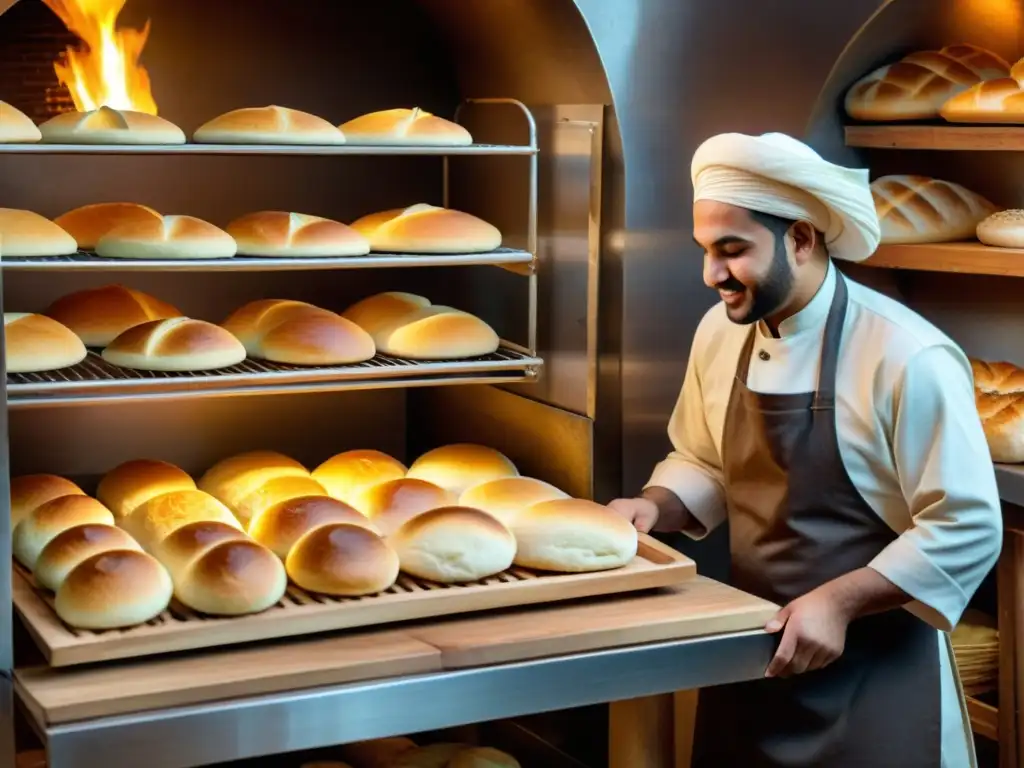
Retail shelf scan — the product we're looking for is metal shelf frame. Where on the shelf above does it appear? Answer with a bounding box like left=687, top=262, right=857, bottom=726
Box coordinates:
left=0, top=142, right=537, bottom=156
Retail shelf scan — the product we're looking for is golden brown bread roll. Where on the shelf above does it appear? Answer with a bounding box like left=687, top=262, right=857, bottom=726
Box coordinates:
left=34, top=523, right=142, bottom=592
left=96, top=459, right=197, bottom=520
left=871, top=176, right=996, bottom=245
left=976, top=389, right=1024, bottom=463
left=13, top=495, right=115, bottom=570
left=311, top=449, right=408, bottom=504
left=226, top=211, right=370, bottom=257
left=95, top=214, right=237, bottom=260
left=941, top=73, right=1024, bottom=123
left=221, top=299, right=376, bottom=366
left=353, top=478, right=455, bottom=536
left=512, top=498, right=638, bottom=572
left=407, top=444, right=519, bottom=496
left=4, top=313, right=88, bottom=373
left=199, top=450, right=311, bottom=519
left=40, top=106, right=186, bottom=144
left=0, top=101, right=41, bottom=142
left=153, top=520, right=249, bottom=577
left=287, top=522, right=399, bottom=595
left=193, top=106, right=345, bottom=145
left=0, top=208, right=77, bottom=257
left=232, top=475, right=330, bottom=529
left=10, top=474, right=85, bottom=527
left=390, top=507, right=515, bottom=583
left=388, top=744, right=467, bottom=768
left=977, top=209, right=1024, bottom=248
left=248, top=495, right=373, bottom=557
left=174, top=537, right=287, bottom=615
left=54, top=549, right=173, bottom=629
left=972, top=358, right=1024, bottom=394
left=102, top=317, right=247, bottom=371
left=123, top=489, right=242, bottom=551
left=45, top=284, right=183, bottom=347
left=449, top=747, right=521, bottom=768
left=53, top=203, right=163, bottom=251
left=458, top=477, right=569, bottom=525
left=340, top=107, right=472, bottom=146
left=350, top=204, right=502, bottom=254
left=339, top=737, right=418, bottom=768
left=341, top=292, right=431, bottom=337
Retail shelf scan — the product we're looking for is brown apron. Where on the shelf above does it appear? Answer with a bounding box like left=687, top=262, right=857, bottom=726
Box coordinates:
left=694, top=273, right=941, bottom=767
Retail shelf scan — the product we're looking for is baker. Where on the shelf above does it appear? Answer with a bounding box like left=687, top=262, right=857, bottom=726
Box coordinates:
left=608, top=132, right=1002, bottom=767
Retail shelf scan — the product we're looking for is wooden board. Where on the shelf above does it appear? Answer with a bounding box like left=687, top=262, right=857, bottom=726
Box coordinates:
left=13, top=533, right=695, bottom=667
left=862, top=242, right=1024, bottom=278
left=407, top=576, right=778, bottom=668
left=845, top=125, right=1024, bottom=151
left=967, top=695, right=999, bottom=742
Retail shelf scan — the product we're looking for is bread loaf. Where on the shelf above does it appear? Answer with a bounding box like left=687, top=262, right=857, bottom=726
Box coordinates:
left=227, top=211, right=370, bottom=257
left=96, top=459, right=197, bottom=520
left=972, top=358, right=1024, bottom=393
left=511, top=498, right=638, bottom=572
left=0, top=101, right=41, bottom=142
left=407, top=444, right=519, bottom=496
left=122, top=489, right=242, bottom=551
left=977, top=209, right=1024, bottom=247
left=871, top=176, right=997, bottom=244
left=153, top=521, right=249, bottom=576
left=13, top=495, right=115, bottom=569
left=449, top=747, right=522, bottom=768
left=351, top=204, right=502, bottom=253
left=95, top=214, right=237, bottom=260
left=390, top=507, right=515, bottom=583
left=193, top=106, right=345, bottom=145
left=976, top=389, right=1024, bottom=462
left=54, top=203, right=163, bottom=251
left=39, top=106, right=186, bottom=144
left=198, top=450, right=311, bottom=520
left=339, top=737, right=418, bottom=768
left=940, top=61, right=1024, bottom=122
left=102, top=317, right=247, bottom=371
left=287, top=522, right=399, bottom=596
left=0, top=208, right=77, bottom=257
left=45, top=284, right=183, bottom=347
left=10, top=474, right=85, bottom=527
left=389, top=744, right=468, bottom=768
left=230, top=474, right=329, bottom=529
left=248, top=495, right=373, bottom=557
left=221, top=299, right=376, bottom=366
left=312, top=449, right=408, bottom=504
left=353, top=478, right=455, bottom=536
left=54, top=549, right=173, bottom=629
left=5, top=313, right=88, bottom=373
left=340, top=292, right=431, bottom=337
left=340, top=107, right=472, bottom=146
left=34, top=523, right=142, bottom=591
left=458, top=477, right=569, bottom=525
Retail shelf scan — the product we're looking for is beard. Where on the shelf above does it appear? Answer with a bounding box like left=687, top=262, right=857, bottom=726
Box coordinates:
left=721, top=239, right=794, bottom=325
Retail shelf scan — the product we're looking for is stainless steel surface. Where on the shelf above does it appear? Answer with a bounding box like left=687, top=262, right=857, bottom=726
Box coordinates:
left=0, top=143, right=536, bottom=155
left=37, top=631, right=775, bottom=768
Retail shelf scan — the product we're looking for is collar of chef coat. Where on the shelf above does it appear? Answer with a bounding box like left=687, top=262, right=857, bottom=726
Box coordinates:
left=756, top=260, right=835, bottom=340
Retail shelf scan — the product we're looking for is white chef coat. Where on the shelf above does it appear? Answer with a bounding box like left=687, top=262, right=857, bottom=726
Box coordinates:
left=646, top=261, right=1002, bottom=767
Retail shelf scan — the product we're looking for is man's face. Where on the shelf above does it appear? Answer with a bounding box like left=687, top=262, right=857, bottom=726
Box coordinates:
left=693, top=200, right=794, bottom=325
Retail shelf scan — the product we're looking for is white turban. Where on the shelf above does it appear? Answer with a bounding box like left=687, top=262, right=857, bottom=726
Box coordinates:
left=691, top=132, right=880, bottom=263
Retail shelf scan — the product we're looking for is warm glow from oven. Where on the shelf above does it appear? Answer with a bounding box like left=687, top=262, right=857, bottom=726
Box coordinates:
left=41, top=0, right=157, bottom=114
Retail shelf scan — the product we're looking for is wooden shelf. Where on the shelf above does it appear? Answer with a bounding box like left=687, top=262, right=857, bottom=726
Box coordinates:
left=966, top=695, right=999, bottom=741
left=996, top=464, right=1024, bottom=508
left=846, top=125, right=1024, bottom=151
left=862, top=242, right=1024, bottom=277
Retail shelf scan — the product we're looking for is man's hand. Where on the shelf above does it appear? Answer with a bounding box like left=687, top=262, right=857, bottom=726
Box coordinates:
left=764, top=584, right=852, bottom=678
left=607, top=497, right=660, bottom=533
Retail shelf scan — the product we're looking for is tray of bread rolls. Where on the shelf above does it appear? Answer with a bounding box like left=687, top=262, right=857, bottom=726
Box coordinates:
left=10, top=444, right=695, bottom=667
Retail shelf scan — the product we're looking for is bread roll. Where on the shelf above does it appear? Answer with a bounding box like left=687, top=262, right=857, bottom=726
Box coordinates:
left=248, top=495, right=373, bottom=557
left=407, top=444, right=518, bottom=496
left=0, top=101, right=41, bottom=142
left=54, top=549, right=173, bottom=629
left=34, top=523, right=142, bottom=591
left=354, top=478, right=455, bottom=536
left=96, top=459, right=196, bottom=520
left=340, top=107, right=472, bottom=146
left=341, top=292, right=432, bottom=337
left=351, top=204, right=502, bottom=253
left=45, top=284, right=183, bottom=347
left=511, top=498, right=638, bottom=572
left=376, top=305, right=500, bottom=359
left=871, top=176, right=996, bottom=245
left=340, top=737, right=418, bottom=768
left=233, top=475, right=330, bottom=529
left=53, top=203, right=163, bottom=251
left=123, top=489, right=242, bottom=551
left=221, top=299, right=376, bottom=366
left=972, top=358, right=1024, bottom=394
left=977, top=209, right=1024, bottom=247
left=13, top=495, right=115, bottom=570
left=389, top=744, right=467, bottom=768
left=193, top=106, right=345, bottom=145
left=458, top=477, right=569, bottom=525
left=312, top=449, right=407, bottom=504
left=5, top=313, right=88, bottom=373
left=976, top=390, right=1024, bottom=462
left=199, top=450, right=310, bottom=515
left=449, top=747, right=521, bottom=768
left=39, top=106, right=186, bottom=144
left=941, top=76, right=1024, bottom=123
left=95, top=214, right=237, bottom=260
left=102, top=317, right=247, bottom=371
left=152, top=520, right=249, bottom=578
left=227, top=211, right=370, bottom=257
left=390, top=507, right=515, bottom=583
left=0, top=208, right=77, bottom=257
left=175, top=538, right=287, bottom=615
left=10, top=474, right=84, bottom=527
left=287, top=522, right=399, bottom=596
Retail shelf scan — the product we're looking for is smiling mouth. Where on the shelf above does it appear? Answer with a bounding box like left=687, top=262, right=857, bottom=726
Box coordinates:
left=719, top=288, right=745, bottom=305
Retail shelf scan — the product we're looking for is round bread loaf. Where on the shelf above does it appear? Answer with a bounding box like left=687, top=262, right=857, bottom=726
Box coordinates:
left=458, top=477, right=569, bottom=525
left=55, top=549, right=173, bottom=629
left=4, top=313, right=88, bottom=373
left=227, top=211, right=370, bottom=257
left=341, top=292, right=431, bottom=337
left=95, top=214, right=237, bottom=260
left=45, top=284, right=183, bottom=347
left=123, top=489, right=242, bottom=551
left=390, top=507, right=515, bottom=583
left=311, top=449, right=407, bottom=504
left=354, top=478, right=455, bottom=536
left=377, top=306, right=499, bottom=360
left=340, top=737, right=418, bottom=767
left=287, top=522, right=399, bottom=595
left=34, top=523, right=142, bottom=592
left=53, top=203, right=163, bottom=251
left=407, top=444, right=518, bottom=496
left=0, top=208, right=77, bottom=257
left=102, top=317, right=247, bottom=371
left=350, top=204, right=501, bottom=254
left=13, top=495, right=115, bottom=569
left=96, top=459, right=196, bottom=520
left=10, top=474, right=85, bottom=527
left=389, top=743, right=467, bottom=768
left=978, top=209, right=1024, bottom=248
left=153, top=520, right=250, bottom=577
left=0, top=101, right=41, bottom=142
left=234, top=475, right=330, bottom=529
left=193, top=106, right=345, bottom=145
left=199, top=450, right=310, bottom=515
left=248, top=495, right=373, bottom=557
left=40, top=107, right=186, bottom=144
left=449, top=747, right=521, bottom=768
left=512, top=498, right=638, bottom=572
left=340, top=107, right=472, bottom=146
left=175, top=538, right=287, bottom=615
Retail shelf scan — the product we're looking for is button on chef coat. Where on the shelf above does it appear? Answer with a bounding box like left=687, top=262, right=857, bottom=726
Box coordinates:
left=647, top=262, right=1002, bottom=768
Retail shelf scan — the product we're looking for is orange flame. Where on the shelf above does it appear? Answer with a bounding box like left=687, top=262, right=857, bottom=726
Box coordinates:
left=41, top=0, right=157, bottom=114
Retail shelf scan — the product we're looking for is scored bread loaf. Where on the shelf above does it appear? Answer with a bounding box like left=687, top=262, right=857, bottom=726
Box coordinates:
left=0, top=208, right=77, bottom=257
left=871, top=176, right=997, bottom=244
left=458, top=477, right=569, bottom=525
left=449, top=747, right=522, bottom=768
left=977, top=209, right=1024, bottom=248
left=972, top=358, right=1024, bottom=393
left=0, top=101, right=41, bottom=142
left=193, top=106, right=345, bottom=145
left=34, top=523, right=142, bottom=591
left=221, top=299, right=376, bottom=365
left=5, top=313, right=88, bottom=373
left=339, top=107, right=472, bottom=146
left=96, top=459, right=197, bottom=520
left=45, top=284, right=183, bottom=347
left=122, top=489, right=242, bottom=551
left=54, top=203, right=162, bottom=250
left=226, top=211, right=370, bottom=257
left=286, top=522, right=399, bottom=596
left=511, top=498, right=638, bottom=572
left=339, top=737, right=418, bottom=768
left=311, top=449, right=408, bottom=504
left=54, top=549, right=173, bottom=629
left=102, top=317, right=247, bottom=371
left=12, top=495, right=115, bottom=569
left=39, top=106, right=186, bottom=144
left=350, top=204, right=502, bottom=254
left=10, top=474, right=85, bottom=527
left=95, top=214, right=237, bottom=260
left=941, top=56, right=1024, bottom=123
left=407, top=444, right=519, bottom=496
left=976, top=389, right=1024, bottom=463
left=353, top=478, right=455, bottom=536
left=340, top=292, right=432, bottom=337
left=248, top=495, right=375, bottom=557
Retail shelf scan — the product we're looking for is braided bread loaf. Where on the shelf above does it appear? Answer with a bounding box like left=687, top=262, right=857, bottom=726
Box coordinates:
left=871, top=175, right=996, bottom=244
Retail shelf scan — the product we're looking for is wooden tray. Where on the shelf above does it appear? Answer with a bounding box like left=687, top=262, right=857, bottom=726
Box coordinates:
left=13, top=533, right=695, bottom=667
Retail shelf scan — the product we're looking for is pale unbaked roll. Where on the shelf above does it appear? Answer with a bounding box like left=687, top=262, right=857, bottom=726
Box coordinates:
left=39, top=107, right=186, bottom=144
left=353, top=478, right=455, bottom=536
left=406, top=444, right=519, bottom=496
left=53, top=203, right=162, bottom=251
left=10, top=474, right=85, bottom=527
left=390, top=507, right=515, bottom=583
left=96, top=459, right=196, bottom=520
left=458, top=477, right=569, bottom=525
left=13, top=495, right=115, bottom=570
left=286, top=522, right=399, bottom=596
left=311, top=449, right=408, bottom=504
left=54, top=549, right=173, bottom=629
left=0, top=208, right=77, bottom=257
left=511, top=498, right=638, bottom=572
left=45, top=284, right=183, bottom=347
left=4, top=313, right=88, bottom=373
left=193, top=106, right=345, bottom=145
left=34, top=523, right=142, bottom=592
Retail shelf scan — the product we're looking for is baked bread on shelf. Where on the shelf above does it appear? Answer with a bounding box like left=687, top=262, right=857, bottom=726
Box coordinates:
left=510, top=498, right=638, bottom=572
left=10, top=474, right=85, bottom=527
left=350, top=204, right=502, bottom=254
left=45, top=284, right=183, bottom=347
left=198, top=450, right=314, bottom=526
left=353, top=477, right=456, bottom=536
left=4, top=313, right=88, bottom=373
left=0, top=101, right=41, bottom=142
left=96, top=459, right=197, bottom=520
left=0, top=208, right=78, bottom=257
left=871, top=175, right=997, bottom=244
left=13, top=494, right=115, bottom=569
left=311, top=449, right=408, bottom=505
left=193, top=105, right=345, bottom=145
left=33, top=523, right=142, bottom=592
left=977, top=209, right=1024, bottom=248
left=226, top=211, right=370, bottom=257
left=39, top=106, right=186, bottom=144
left=121, top=489, right=243, bottom=551
left=54, top=548, right=173, bottom=629
left=458, top=476, right=569, bottom=525
left=285, top=521, right=399, bottom=597
left=54, top=203, right=162, bottom=251
left=95, top=214, right=237, bottom=260
left=339, top=107, right=473, bottom=146
left=102, top=317, right=248, bottom=371
left=248, top=495, right=376, bottom=557
left=406, top=443, right=519, bottom=496
left=971, top=358, right=1024, bottom=462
